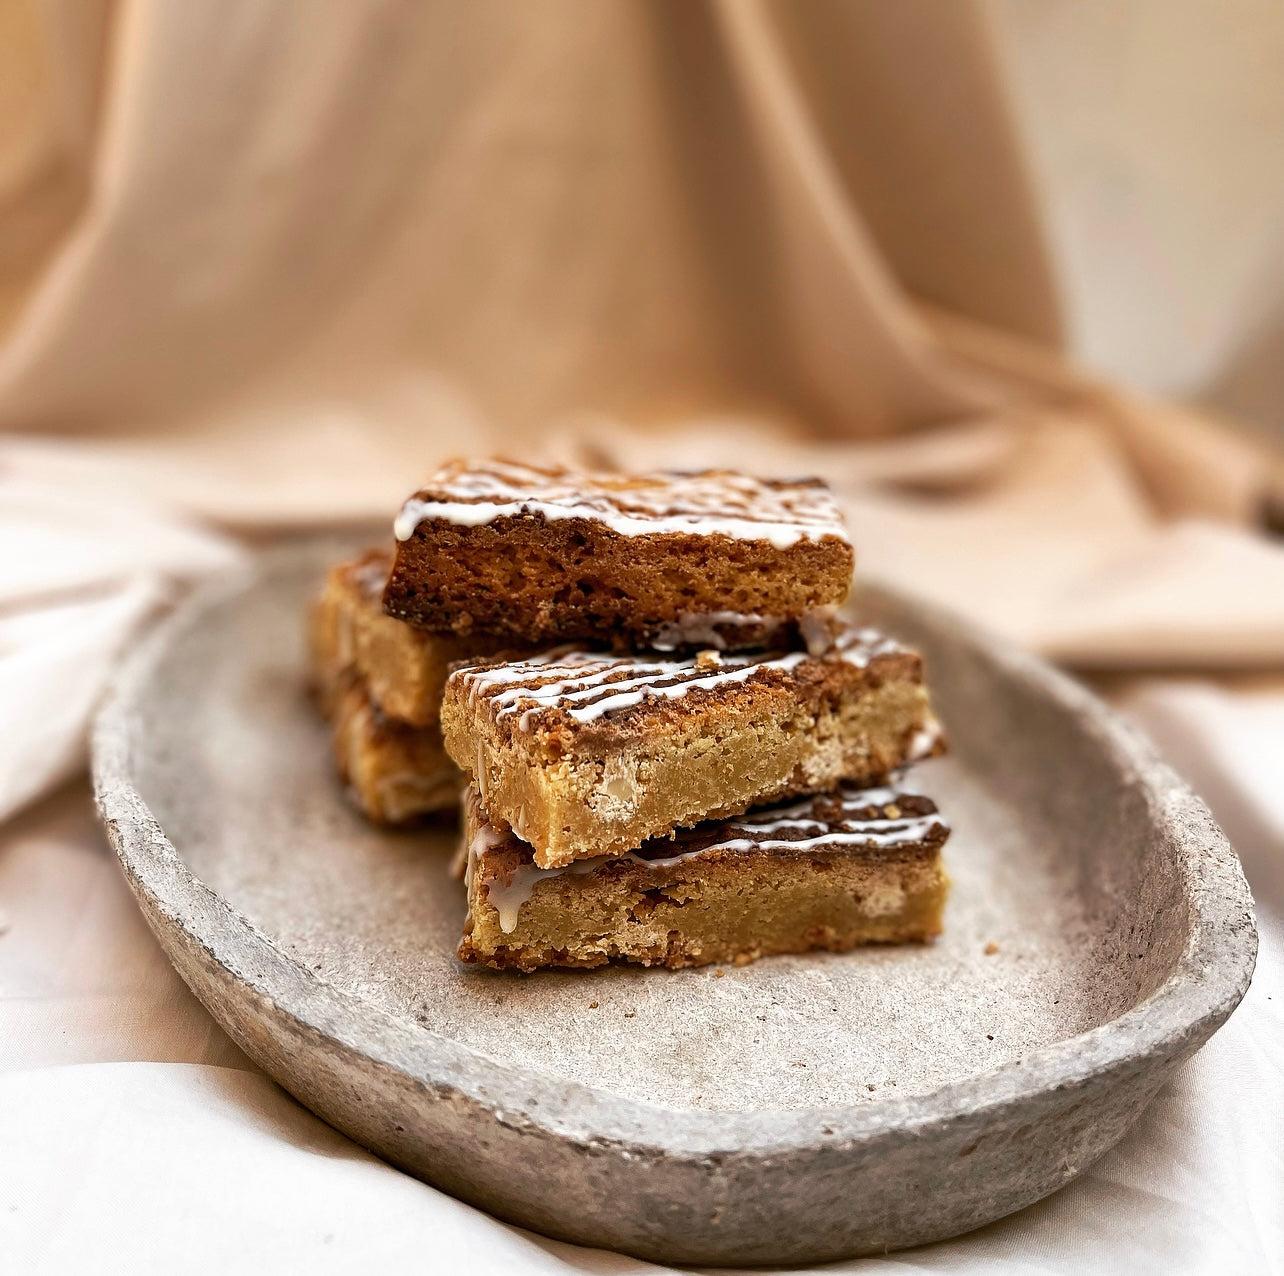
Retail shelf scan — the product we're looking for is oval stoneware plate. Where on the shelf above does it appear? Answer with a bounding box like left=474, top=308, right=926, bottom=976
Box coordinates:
left=92, top=537, right=1256, bottom=1267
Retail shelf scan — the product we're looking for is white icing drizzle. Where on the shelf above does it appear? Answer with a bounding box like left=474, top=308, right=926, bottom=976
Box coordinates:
left=799, top=605, right=839, bottom=656
left=467, top=781, right=945, bottom=934
left=394, top=459, right=850, bottom=549
left=650, top=610, right=781, bottom=652
left=451, top=625, right=903, bottom=730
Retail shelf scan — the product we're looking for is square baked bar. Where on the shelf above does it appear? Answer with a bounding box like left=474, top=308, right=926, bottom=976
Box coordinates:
left=310, top=550, right=508, bottom=727
left=440, top=625, right=945, bottom=867
left=457, top=782, right=950, bottom=971
left=383, top=459, right=854, bottom=648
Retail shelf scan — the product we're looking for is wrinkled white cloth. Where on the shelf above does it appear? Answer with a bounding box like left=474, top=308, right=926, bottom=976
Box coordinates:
left=0, top=478, right=1280, bottom=1275
left=0, top=479, right=241, bottom=822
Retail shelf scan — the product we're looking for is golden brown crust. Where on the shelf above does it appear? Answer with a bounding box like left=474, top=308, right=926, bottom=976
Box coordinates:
left=470, top=791, right=948, bottom=884
left=468, top=644, right=928, bottom=753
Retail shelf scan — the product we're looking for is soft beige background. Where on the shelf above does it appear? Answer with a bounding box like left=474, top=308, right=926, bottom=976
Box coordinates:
left=0, top=2, right=1280, bottom=1272
left=995, top=0, right=1284, bottom=442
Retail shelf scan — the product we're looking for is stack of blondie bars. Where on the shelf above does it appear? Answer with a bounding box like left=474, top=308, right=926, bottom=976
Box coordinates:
left=309, top=459, right=950, bottom=972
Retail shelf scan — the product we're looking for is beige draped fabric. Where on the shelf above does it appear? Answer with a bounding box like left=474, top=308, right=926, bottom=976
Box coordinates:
left=0, top=0, right=1049, bottom=438
left=1, top=0, right=1280, bottom=640
left=0, top=3, right=1281, bottom=1272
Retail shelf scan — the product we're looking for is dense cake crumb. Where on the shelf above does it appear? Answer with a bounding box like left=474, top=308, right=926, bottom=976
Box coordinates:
left=383, top=459, right=855, bottom=646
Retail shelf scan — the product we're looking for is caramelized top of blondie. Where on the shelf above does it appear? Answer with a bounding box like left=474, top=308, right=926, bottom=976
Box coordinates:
left=394, top=458, right=850, bottom=550
left=467, top=779, right=948, bottom=884
left=450, top=626, right=908, bottom=732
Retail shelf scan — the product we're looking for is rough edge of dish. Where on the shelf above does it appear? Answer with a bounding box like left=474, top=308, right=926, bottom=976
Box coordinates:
left=90, top=544, right=1258, bottom=1265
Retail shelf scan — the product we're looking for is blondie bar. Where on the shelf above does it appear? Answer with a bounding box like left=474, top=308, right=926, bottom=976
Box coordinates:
left=384, top=459, right=854, bottom=648
left=440, top=625, right=944, bottom=867
left=457, top=782, right=950, bottom=971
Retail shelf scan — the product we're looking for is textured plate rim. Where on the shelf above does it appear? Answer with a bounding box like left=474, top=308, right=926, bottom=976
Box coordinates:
left=91, top=547, right=1258, bottom=1164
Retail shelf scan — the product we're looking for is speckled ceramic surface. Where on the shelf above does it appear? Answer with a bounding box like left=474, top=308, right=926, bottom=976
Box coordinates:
left=92, top=537, right=1256, bottom=1266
